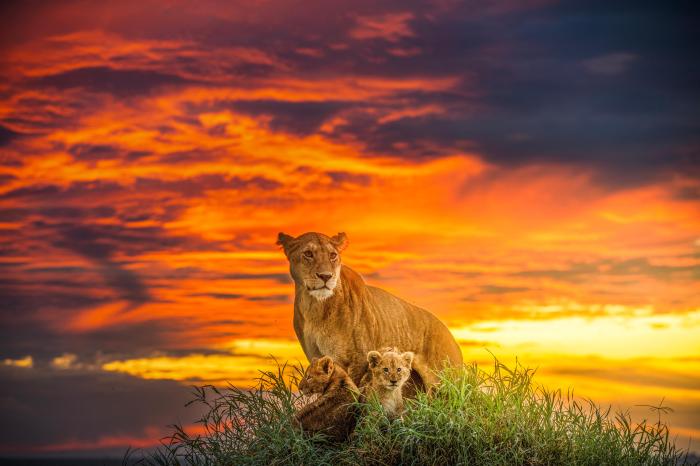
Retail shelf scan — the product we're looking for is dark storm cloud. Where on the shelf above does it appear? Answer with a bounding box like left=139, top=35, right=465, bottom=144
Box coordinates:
left=480, top=285, right=531, bottom=295
left=0, top=297, right=184, bottom=361
left=0, top=284, right=172, bottom=363
left=0, top=206, right=117, bottom=222
left=190, top=292, right=290, bottom=303
left=246, top=294, right=290, bottom=303
left=37, top=205, right=116, bottom=219
left=35, top=66, right=194, bottom=97
left=514, top=257, right=699, bottom=283
left=3, top=93, right=106, bottom=133
left=1, top=265, right=250, bottom=362
left=607, top=258, right=700, bottom=281
left=1, top=184, right=63, bottom=199
left=0, top=207, right=25, bottom=222
left=0, top=174, right=17, bottom=185
left=226, top=100, right=349, bottom=135
left=311, top=2, right=697, bottom=186
left=65, top=144, right=151, bottom=164
left=674, top=185, right=700, bottom=201
left=0, top=214, right=231, bottom=360
left=0, top=180, right=123, bottom=202
left=10, top=221, right=205, bottom=318
left=156, top=149, right=214, bottom=164
left=133, top=173, right=282, bottom=196
left=546, top=363, right=700, bottom=392
left=68, top=143, right=121, bottom=161
left=327, top=171, right=372, bottom=186
left=0, top=365, right=199, bottom=455
left=340, top=108, right=697, bottom=186
left=1, top=174, right=280, bottom=203
left=5, top=1, right=696, bottom=186
left=0, top=278, right=110, bottom=323
left=190, top=292, right=244, bottom=300
left=0, top=174, right=230, bottom=339
left=0, top=124, right=20, bottom=146
left=49, top=220, right=219, bottom=259
left=222, top=272, right=292, bottom=284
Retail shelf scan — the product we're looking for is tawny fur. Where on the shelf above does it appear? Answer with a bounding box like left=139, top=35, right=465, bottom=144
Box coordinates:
left=294, top=356, right=360, bottom=441
left=359, top=348, right=414, bottom=419
left=277, top=231, right=463, bottom=391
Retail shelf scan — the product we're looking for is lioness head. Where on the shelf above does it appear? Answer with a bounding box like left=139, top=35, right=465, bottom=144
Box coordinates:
left=367, top=348, right=414, bottom=391
left=277, top=231, right=348, bottom=301
left=299, top=356, right=335, bottom=395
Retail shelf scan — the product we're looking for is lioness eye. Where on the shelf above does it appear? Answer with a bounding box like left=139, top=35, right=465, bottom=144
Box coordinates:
left=303, top=251, right=313, bottom=258
left=330, top=252, right=337, bottom=260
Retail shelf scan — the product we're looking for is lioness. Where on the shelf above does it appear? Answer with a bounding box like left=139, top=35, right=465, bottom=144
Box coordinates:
left=277, top=231, right=463, bottom=390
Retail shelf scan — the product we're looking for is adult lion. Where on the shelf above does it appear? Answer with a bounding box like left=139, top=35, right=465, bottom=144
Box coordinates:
left=277, top=231, right=463, bottom=390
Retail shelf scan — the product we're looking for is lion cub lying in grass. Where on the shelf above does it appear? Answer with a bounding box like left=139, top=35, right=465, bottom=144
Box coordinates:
left=295, top=356, right=360, bottom=441
left=360, top=347, right=414, bottom=419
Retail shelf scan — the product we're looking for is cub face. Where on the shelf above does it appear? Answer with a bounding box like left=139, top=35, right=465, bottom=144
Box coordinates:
left=299, top=356, right=335, bottom=395
left=367, top=348, right=414, bottom=390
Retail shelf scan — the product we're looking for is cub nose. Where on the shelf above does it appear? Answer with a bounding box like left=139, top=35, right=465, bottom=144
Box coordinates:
left=316, top=273, right=332, bottom=282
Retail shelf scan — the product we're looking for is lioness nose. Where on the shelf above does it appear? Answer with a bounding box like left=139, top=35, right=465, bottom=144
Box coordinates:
left=316, top=273, right=332, bottom=282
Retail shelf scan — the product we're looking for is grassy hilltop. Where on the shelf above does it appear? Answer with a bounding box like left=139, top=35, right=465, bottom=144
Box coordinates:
left=131, top=359, right=695, bottom=466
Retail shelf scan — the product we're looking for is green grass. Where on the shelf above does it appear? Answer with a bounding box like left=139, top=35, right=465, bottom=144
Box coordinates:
left=129, top=358, right=696, bottom=466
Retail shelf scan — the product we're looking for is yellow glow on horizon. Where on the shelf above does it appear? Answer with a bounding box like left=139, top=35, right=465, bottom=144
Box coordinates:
left=453, top=309, right=700, bottom=360
left=2, top=356, right=34, bottom=368
left=102, top=354, right=268, bottom=383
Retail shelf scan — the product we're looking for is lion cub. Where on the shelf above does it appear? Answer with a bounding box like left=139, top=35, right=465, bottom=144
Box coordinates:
left=360, top=348, right=414, bottom=419
left=295, top=356, right=360, bottom=441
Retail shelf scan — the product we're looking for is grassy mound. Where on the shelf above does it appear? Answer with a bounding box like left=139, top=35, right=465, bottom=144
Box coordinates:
left=132, top=359, right=695, bottom=465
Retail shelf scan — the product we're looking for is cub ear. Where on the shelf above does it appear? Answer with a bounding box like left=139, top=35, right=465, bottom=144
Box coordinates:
left=367, top=351, right=382, bottom=368
left=402, top=351, right=414, bottom=367
left=276, top=232, right=296, bottom=257
left=330, top=232, right=349, bottom=252
left=319, top=356, right=334, bottom=374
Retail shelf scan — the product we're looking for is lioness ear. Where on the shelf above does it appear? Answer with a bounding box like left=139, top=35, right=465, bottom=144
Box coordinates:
left=402, top=351, right=414, bottom=367
left=319, top=356, right=334, bottom=374
left=276, top=232, right=296, bottom=257
left=330, top=232, right=348, bottom=252
left=367, top=351, right=381, bottom=368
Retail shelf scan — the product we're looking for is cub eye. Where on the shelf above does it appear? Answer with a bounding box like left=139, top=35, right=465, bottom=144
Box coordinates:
left=383, top=368, right=389, bottom=373
left=330, top=252, right=337, bottom=260
left=303, top=251, right=313, bottom=258
left=397, top=367, right=402, bottom=373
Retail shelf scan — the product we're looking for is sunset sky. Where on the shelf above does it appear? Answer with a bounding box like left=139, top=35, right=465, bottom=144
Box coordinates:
left=1, top=0, right=699, bottom=458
